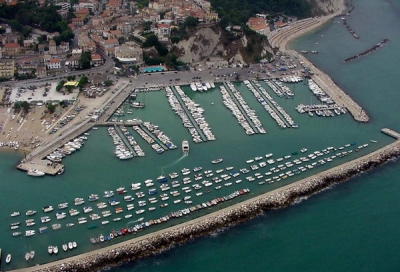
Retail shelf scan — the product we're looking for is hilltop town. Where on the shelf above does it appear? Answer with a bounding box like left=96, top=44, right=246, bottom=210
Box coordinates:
left=0, top=0, right=326, bottom=82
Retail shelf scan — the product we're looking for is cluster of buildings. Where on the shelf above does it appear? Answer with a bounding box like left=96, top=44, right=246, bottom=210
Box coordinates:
left=0, top=0, right=219, bottom=80
left=246, top=14, right=297, bottom=37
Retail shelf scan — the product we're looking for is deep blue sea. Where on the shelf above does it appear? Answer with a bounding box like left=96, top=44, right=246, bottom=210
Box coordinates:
left=1, top=0, right=400, bottom=271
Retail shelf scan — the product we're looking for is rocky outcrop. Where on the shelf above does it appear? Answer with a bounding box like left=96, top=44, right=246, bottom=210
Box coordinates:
left=309, top=0, right=346, bottom=16
left=175, top=27, right=224, bottom=63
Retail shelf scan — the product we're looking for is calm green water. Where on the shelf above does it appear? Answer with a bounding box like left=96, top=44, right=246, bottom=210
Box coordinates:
left=1, top=0, right=400, bottom=270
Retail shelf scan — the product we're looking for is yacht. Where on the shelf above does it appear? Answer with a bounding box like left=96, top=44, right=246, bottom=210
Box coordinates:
left=42, top=206, right=54, bottom=213
left=190, top=83, right=197, bottom=91
left=26, top=210, right=37, bottom=216
left=6, top=254, right=11, bottom=264
left=27, top=169, right=45, bottom=177
left=182, top=140, right=189, bottom=154
left=212, top=158, right=223, bottom=164
left=58, top=203, right=68, bottom=209
left=88, top=194, right=99, bottom=202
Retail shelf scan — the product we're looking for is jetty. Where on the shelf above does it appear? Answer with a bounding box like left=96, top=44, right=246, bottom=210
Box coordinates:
left=341, top=17, right=360, bottom=39
left=381, top=128, right=400, bottom=139
left=294, top=50, right=369, bottom=122
left=344, top=39, right=389, bottom=63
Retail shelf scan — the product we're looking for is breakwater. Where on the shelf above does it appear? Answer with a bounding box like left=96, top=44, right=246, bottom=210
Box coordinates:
left=341, top=18, right=359, bottom=39
left=18, top=134, right=400, bottom=272
left=344, top=39, right=389, bottom=63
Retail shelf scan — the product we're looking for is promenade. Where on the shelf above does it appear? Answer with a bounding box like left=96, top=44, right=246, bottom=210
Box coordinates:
left=11, top=130, right=399, bottom=272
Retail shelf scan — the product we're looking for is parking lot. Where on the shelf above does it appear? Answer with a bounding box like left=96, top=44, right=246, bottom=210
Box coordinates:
left=10, top=82, right=79, bottom=104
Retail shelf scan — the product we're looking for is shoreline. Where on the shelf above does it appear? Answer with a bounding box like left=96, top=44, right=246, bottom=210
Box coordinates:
left=10, top=132, right=400, bottom=272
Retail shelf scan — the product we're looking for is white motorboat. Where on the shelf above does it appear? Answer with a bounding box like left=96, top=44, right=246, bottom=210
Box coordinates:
left=182, top=140, right=189, bottom=154
left=27, top=169, right=45, bottom=177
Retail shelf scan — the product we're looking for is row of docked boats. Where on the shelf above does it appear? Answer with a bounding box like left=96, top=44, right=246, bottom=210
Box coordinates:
left=295, top=104, right=347, bottom=117
left=190, top=81, right=215, bottom=92
left=48, top=241, right=77, bottom=255
left=165, top=86, right=215, bottom=143
left=90, top=188, right=249, bottom=245
left=241, top=142, right=372, bottom=185
left=120, top=125, right=145, bottom=156
left=219, top=84, right=264, bottom=135
left=225, top=81, right=266, bottom=134
left=265, top=79, right=295, bottom=97
left=307, top=79, right=335, bottom=104
left=142, top=121, right=177, bottom=150
left=107, top=127, right=135, bottom=160
left=244, top=80, right=297, bottom=129
left=165, top=86, right=204, bottom=143
left=279, top=76, right=304, bottom=84
left=47, top=136, right=87, bottom=163
left=175, top=85, right=216, bottom=141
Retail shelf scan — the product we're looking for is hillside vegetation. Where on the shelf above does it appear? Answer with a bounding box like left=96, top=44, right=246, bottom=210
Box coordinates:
left=211, top=0, right=312, bottom=25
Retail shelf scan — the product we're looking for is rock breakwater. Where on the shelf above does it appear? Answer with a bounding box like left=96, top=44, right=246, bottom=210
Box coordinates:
left=25, top=140, right=400, bottom=272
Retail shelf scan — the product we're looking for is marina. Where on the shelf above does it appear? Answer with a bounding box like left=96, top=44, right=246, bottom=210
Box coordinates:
left=2, top=1, right=400, bottom=271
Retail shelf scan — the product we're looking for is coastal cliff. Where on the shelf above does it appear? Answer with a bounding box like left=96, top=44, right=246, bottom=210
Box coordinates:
left=309, top=0, right=346, bottom=15
left=173, top=0, right=346, bottom=65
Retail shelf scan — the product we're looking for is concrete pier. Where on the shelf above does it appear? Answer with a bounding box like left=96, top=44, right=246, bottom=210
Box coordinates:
left=17, top=160, right=63, bottom=175
left=381, top=128, right=400, bottom=139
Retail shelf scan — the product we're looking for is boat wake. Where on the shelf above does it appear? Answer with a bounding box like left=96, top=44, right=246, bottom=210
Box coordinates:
left=160, top=154, right=188, bottom=170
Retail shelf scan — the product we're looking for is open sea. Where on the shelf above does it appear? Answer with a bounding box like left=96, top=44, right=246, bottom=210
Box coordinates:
left=1, top=0, right=400, bottom=271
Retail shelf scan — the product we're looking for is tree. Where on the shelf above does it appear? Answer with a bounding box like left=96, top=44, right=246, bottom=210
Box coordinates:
left=13, top=102, right=21, bottom=112
left=184, top=16, right=199, bottom=29
left=79, top=52, right=92, bottom=70
left=56, top=80, right=66, bottom=92
left=104, top=80, right=113, bottom=87
left=20, top=101, right=30, bottom=113
left=46, top=103, right=57, bottom=114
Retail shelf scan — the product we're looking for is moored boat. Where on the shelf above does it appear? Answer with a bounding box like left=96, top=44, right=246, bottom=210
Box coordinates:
left=6, top=253, right=11, bottom=264
left=27, top=169, right=45, bottom=177
left=211, top=158, right=223, bottom=164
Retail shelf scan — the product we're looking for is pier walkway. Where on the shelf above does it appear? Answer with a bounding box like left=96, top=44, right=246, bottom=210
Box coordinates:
left=114, top=125, right=136, bottom=156
left=138, top=124, right=168, bottom=150
left=248, top=80, right=292, bottom=128
left=169, top=86, right=207, bottom=142
left=223, top=82, right=259, bottom=133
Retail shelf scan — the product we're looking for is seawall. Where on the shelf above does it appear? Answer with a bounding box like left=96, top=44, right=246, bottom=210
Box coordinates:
left=14, top=134, right=400, bottom=272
